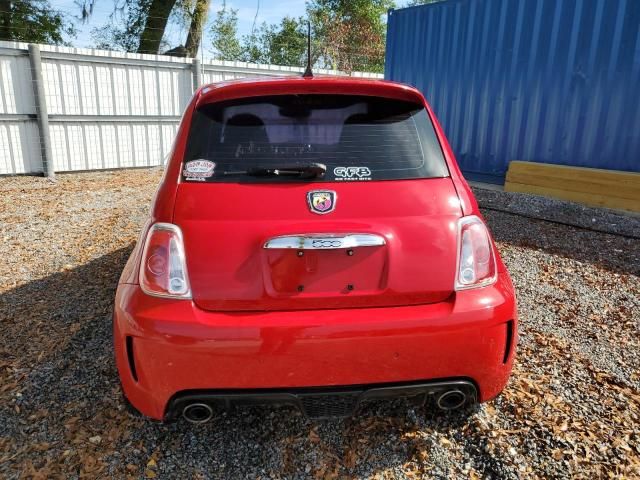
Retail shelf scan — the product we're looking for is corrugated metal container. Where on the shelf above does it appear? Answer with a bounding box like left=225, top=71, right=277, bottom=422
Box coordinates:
left=385, top=0, right=640, bottom=183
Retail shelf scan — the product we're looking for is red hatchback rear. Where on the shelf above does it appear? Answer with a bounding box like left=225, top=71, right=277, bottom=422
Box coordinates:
left=114, top=76, right=517, bottom=422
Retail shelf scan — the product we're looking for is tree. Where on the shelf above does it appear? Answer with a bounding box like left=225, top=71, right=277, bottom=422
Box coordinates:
left=259, top=17, right=306, bottom=67
left=91, top=0, right=151, bottom=52
left=210, top=5, right=305, bottom=66
left=89, top=0, right=398, bottom=65
left=137, top=0, right=177, bottom=53
left=209, top=0, right=394, bottom=71
left=91, top=0, right=209, bottom=55
left=240, top=30, right=263, bottom=63
left=237, top=16, right=306, bottom=66
left=404, top=0, right=442, bottom=6
left=308, top=0, right=394, bottom=73
left=184, top=0, right=211, bottom=57
left=210, top=2, right=243, bottom=61
left=0, top=0, right=75, bottom=44
left=83, top=0, right=177, bottom=54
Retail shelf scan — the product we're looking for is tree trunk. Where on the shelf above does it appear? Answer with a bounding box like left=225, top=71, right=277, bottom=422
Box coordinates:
left=184, top=0, right=211, bottom=57
left=0, top=0, right=12, bottom=42
left=137, top=0, right=177, bottom=54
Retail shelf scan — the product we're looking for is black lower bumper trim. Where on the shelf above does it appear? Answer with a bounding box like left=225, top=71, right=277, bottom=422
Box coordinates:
left=165, top=379, right=478, bottom=420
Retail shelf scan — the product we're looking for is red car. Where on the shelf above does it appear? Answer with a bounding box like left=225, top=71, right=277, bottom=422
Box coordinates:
left=114, top=76, right=517, bottom=423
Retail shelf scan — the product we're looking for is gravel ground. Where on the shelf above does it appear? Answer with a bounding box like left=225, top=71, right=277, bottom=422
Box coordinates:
left=473, top=188, right=640, bottom=239
left=1, top=169, right=638, bottom=479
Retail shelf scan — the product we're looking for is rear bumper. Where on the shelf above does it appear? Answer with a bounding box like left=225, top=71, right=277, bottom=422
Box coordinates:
left=166, top=379, right=478, bottom=420
left=114, top=273, right=517, bottom=420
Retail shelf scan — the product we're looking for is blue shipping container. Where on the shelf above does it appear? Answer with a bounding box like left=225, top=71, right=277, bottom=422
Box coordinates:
left=385, top=0, right=640, bottom=183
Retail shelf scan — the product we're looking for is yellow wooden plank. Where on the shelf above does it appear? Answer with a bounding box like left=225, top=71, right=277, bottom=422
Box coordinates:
left=508, top=161, right=640, bottom=185
left=505, top=171, right=640, bottom=200
left=506, top=169, right=637, bottom=189
left=509, top=160, right=640, bottom=183
left=504, top=181, right=640, bottom=213
left=506, top=167, right=640, bottom=190
left=505, top=161, right=640, bottom=211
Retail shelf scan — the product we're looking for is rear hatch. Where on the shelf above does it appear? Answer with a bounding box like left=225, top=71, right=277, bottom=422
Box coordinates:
left=173, top=93, right=462, bottom=311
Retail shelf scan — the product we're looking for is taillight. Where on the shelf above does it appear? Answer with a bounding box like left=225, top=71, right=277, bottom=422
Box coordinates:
left=139, top=223, right=191, bottom=299
left=455, top=215, right=497, bottom=290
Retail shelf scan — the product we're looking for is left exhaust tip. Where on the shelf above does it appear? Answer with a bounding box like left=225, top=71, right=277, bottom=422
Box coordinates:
left=182, top=403, right=213, bottom=424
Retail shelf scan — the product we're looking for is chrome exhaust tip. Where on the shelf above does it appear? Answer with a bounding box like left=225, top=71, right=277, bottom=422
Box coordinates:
left=182, top=402, right=213, bottom=424
left=436, top=389, right=467, bottom=410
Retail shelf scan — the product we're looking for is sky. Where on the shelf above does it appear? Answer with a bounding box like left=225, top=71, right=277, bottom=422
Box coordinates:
left=52, top=0, right=308, bottom=54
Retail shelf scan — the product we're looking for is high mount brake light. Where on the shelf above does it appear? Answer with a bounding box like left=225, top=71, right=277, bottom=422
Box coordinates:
left=139, top=223, right=191, bottom=299
left=455, top=216, right=497, bottom=291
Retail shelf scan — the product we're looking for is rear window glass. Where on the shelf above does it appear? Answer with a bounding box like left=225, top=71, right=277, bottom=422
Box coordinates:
left=182, top=94, right=448, bottom=182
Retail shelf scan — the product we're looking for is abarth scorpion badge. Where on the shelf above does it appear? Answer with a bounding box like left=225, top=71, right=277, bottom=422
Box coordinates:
left=307, top=190, right=336, bottom=215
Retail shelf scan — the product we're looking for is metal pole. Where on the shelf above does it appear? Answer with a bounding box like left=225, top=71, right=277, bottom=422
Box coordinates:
left=28, top=44, right=55, bottom=179
left=192, top=58, right=202, bottom=93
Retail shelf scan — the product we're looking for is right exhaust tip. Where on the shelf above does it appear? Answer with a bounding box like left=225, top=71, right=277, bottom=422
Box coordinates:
left=182, top=402, right=213, bottom=424
left=436, top=389, right=467, bottom=410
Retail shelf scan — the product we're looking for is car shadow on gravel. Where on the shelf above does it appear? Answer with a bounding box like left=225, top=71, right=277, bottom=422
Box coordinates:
left=0, top=246, right=135, bottom=476
left=1, top=246, right=503, bottom=478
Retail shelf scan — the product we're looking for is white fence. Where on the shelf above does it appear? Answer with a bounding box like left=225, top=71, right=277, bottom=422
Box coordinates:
left=0, top=41, right=382, bottom=175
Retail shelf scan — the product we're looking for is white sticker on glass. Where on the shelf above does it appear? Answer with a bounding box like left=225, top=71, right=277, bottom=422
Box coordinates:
left=183, top=160, right=216, bottom=180
left=333, top=166, right=372, bottom=181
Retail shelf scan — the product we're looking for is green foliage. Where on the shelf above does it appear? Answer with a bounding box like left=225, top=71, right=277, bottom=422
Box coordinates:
left=91, top=0, right=151, bottom=52
left=86, top=0, right=400, bottom=68
left=257, top=16, right=307, bottom=66
left=91, top=0, right=181, bottom=54
left=0, top=0, right=76, bottom=45
left=240, top=16, right=306, bottom=66
left=239, top=30, right=263, bottom=63
left=209, top=0, right=393, bottom=72
left=307, top=0, right=394, bottom=73
left=210, top=3, right=243, bottom=61
left=403, top=0, right=442, bottom=6
left=212, top=7, right=306, bottom=67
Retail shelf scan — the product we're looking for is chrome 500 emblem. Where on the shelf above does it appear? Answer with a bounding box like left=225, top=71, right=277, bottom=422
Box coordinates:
left=311, top=239, right=342, bottom=248
left=307, top=190, right=336, bottom=215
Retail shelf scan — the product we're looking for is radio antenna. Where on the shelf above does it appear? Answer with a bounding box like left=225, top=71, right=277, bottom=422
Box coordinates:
left=303, top=21, right=313, bottom=78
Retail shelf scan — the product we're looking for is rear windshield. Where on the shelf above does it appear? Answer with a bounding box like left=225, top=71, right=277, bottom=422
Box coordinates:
left=182, top=94, right=448, bottom=182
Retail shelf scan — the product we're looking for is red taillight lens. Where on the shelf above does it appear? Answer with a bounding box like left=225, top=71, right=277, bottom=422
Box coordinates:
left=139, top=223, right=191, bottom=299
left=455, top=215, right=497, bottom=290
